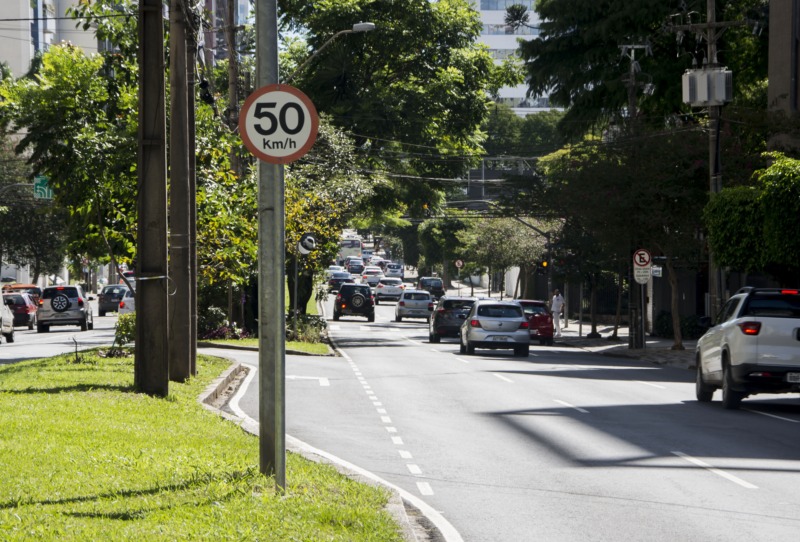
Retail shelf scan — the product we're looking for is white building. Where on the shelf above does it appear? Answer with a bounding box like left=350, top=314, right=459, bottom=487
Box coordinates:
left=472, top=0, right=551, bottom=116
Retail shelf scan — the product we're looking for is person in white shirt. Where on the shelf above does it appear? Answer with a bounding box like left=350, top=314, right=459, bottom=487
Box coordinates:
left=551, top=289, right=565, bottom=337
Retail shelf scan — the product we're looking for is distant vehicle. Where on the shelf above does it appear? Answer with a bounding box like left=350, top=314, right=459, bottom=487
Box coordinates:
left=118, top=269, right=136, bottom=285
left=37, top=284, right=94, bottom=332
left=459, top=299, right=530, bottom=357
left=417, top=276, right=445, bottom=300
left=395, top=290, right=434, bottom=322
left=517, top=299, right=555, bottom=345
left=337, top=237, right=363, bottom=265
left=384, top=262, right=404, bottom=279
left=360, top=266, right=384, bottom=287
left=328, top=271, right=355, bottom=292
left=1, top=283, right=42, bottom=305
left=119, top=288, right=136, bottom=315
left=1, top=297, right=15, bottom=343
left=3, top=292, right=38, bottom=329
left=695, top=287, right=800, bottom=410
left=347, top=259, right=365, bottom=276
left=333, top=283, right=375, bottom=322
left=428, top=296, right=477, bottom=343
left=325, top=265, right=345, bottom=280
left=374, top=277, right=405, bottom=303
left=98, top=284, right=129, bottom=316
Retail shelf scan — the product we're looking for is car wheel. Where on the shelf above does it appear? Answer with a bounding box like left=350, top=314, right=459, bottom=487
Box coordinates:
left=367, top=312, right=375, bottom=323
left=375, top=298, right=380, bottom=305
left=539, top=339, right=545, bottom=345
left=459, top=337, right=466, bottom=354
left=99, top=310, right=106, bottom=317
left=51, top=293, right=70, bottom=313
left=88, top=319, right=94, bottom=331
left=351, top=294, right=366, bottom=308
left=547, top=338, right=554, bottom=346
left=4, top=330, right=13, bottom=343
left=80, top=318, right=88, bottom=332
left=695, top=359, right=715, bottom=403
left=466, top=341, right=475, bottom=355
left=721, top=360, right=744, bottom=410
left=515, top=345, right=529, bottom=357
left=333, top=311, right=340, bottom=321
left=430, top=332, right=440, bottom=343
left=37, top=323, right=48, bottom=333
left=395, top=315, right=402, bottom=322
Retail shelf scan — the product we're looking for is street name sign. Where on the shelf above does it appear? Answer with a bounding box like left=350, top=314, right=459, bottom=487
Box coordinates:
left=239, top=84, right=319, bottom=164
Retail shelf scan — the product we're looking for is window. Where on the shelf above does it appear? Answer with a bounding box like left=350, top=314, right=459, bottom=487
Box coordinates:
left=480, top=0, right=535, bottom=10
left=478, top=305, right=523, bottom=318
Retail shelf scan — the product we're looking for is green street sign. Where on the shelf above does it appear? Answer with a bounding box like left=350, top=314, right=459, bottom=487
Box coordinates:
left=33, top=175, right=53, bottom=200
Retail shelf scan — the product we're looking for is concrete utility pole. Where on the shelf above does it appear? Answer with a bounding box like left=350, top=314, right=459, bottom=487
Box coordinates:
left=169, top=0, right=192, bottom=382
left=255, top=0, right=286, bottom=489
left=225, top=0, right=241, bottom=181
left=137, top=0, right=170, bottom=396
left=187, top=13, right=199, bottom=375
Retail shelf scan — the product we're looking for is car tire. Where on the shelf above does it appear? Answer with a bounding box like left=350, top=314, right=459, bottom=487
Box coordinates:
left=350, top=294, right=366, bottom=308
left=4, top=330, right=13, bottom=343
left=375, top=298, right=380, bottom=305
left=367, top=312, right=375, bottom=323
left=333, top=311, right=340, bottom=321
left=429, top=332, right=440, bottom=343
left=695, top=360, right=715, bottom=403
left=721, top=361, right=744, bottom=410
left=88, top=319, right=94, bottom=331
left=547, top=338, right=554, bottom=346
left=539, top=339, right=545, bottom=345
left=466, top=341, right=475, bottom=355
left=37, top=323, right=49, bottom=333
left=99, top=310, right=106, bottom=317
left=51, top=293, right=70, bottom=313
left=515, top=345, right=529, bottom=357
left=80, top=318, right=88, bottom=332
left=395, top=315, right=402, bottom=322
left=459, top=338, right=466, bottom=354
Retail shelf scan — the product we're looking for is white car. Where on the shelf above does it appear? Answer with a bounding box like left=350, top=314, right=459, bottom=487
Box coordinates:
left=696, top=287, right=800, bottom=409
left=384, top=262, right=404, bottom=279
left=459, top=299, right=530, bottom=357
left=374, top=277, right=405, bottom=303
left=119, top=289, right=136, bottom=315
left=361, top=266, right=384, bottom=287
left=0, top=296, right=15, bottom=343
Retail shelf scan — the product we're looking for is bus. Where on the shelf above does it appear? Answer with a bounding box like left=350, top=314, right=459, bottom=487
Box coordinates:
left=337, top=237, right=363, bottom=265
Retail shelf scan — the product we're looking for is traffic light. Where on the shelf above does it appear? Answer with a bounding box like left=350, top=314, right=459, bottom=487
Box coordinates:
left=536, top=260, right=548, bottom=275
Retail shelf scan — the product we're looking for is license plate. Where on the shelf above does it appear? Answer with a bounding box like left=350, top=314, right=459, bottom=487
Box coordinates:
left=492, top=336, right=510, bottom=341
left=787, top=373, right=800, bottom=383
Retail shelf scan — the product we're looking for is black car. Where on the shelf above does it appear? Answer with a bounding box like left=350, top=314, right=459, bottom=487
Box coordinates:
left=428, top=296, right=477, bottom=342
left=417, top=276, right=445, bottom=299
left=98, top=284, right=130, bottom=316
left=328, top=271, right=355, bottom=292
left=333, top=284, right=375, bottom=322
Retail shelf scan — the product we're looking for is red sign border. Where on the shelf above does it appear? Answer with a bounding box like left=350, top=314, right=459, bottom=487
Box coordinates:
left=633, top=248, right=652, bottom=268
left=239, top=84, right=319, bottom=164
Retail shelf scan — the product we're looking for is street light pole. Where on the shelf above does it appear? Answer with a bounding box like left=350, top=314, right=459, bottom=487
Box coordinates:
left=286, top=23, right=376, bottom=84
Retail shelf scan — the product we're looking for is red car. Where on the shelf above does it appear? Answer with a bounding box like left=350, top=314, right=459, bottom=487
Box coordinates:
left=2, top=292, right=38, bottom=330
left=517, top=299, right=554, bottom=345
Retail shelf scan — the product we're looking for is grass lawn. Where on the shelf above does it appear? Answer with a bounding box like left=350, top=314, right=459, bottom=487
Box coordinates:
left=0, top=351, right=401, bottom=541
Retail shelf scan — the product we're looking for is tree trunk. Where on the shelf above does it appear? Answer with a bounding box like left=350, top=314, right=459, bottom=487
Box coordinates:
left=587, top=272, right=601, bottom=338
left=665, top=254, right=685, bottom=350
left=609, top=265, right=624, bottom=340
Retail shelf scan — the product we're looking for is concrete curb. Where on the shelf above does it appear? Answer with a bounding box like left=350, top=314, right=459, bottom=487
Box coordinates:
left=196, top=341, right=336, bottom=356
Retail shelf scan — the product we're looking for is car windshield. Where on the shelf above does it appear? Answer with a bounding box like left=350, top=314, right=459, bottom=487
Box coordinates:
left=103, top=286, right=127, bottom=294
left=43, top=287, right=79, bottom=299
left=522, top=305, right=548, bottom=316
left=477, top=305, right=523, bottom=318
left=380, top=279, right=402, bottom=285
left=442, top=300, right=474, bottom=310
left=6, top=295, right=25, bottom=305
left=421, top=279, right=442, bottom=287
left=405, top=293, right=430, bottom=301
left=343, top=286, right=371, bottom=296
left=743, top=293, right=800, bottom=317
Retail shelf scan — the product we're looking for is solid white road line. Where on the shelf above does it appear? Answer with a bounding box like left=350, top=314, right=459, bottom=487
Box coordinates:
left=743, top=408, right=799, bottom=423
left=672, top=451, right=758, bottom=489
left=635, top=380, right=666, bottom=389
left=554, top=399, right=589, bottom=414
left=493, top=373, right=514, bottom=383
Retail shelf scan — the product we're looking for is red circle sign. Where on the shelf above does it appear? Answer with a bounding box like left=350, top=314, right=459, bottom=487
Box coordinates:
left=239, top=84, right=319, bottom=164
left=633, top=249, right=651, bottom=267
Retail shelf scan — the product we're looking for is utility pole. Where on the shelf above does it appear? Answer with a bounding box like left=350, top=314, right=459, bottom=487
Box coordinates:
left=225, top=0, right=241, bottom=181
left=169, top=0, right=192, bottom=381
left=136, top=0, right=170, bottom=396
left=187, top=9, right=199, bottom=376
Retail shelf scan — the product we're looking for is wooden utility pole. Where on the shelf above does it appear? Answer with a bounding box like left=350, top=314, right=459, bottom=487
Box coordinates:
left=136, top=0, right=170, bottom=396
left=169, top=0, right=192, bottom=381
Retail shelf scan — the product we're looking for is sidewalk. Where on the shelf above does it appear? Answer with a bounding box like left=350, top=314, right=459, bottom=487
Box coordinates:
left=446, top=280, right=696, bottom=371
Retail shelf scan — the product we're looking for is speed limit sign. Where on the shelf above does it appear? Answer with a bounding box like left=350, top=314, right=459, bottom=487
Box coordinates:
left=239, top=84, right=319, bottom=164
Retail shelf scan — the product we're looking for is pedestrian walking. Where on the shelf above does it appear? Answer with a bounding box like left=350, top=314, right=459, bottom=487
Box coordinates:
left=551, top=289, right=564, bottom=337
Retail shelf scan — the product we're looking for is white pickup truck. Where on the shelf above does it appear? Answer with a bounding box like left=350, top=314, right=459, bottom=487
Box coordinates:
left=696, top=287, right=800, bottom=409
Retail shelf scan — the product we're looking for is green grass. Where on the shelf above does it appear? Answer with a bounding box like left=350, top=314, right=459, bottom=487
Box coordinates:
left=0, top=351, right=401, bottom=541
left=206, top=337, right=332, bottom=355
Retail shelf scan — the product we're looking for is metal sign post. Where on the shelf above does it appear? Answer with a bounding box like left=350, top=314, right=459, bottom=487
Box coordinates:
left=633, top=249, right=652, bottom=349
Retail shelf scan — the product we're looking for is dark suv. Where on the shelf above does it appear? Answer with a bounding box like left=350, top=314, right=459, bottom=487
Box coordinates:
left=333, top=283, right=375, bottom=322
left=417, top=276, right=445, bottom=299
left=429, top=296, right=476, bottom=343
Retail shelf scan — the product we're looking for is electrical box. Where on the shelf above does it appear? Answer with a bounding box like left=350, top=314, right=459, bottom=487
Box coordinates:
left=682, top=68, right=733, bottom=106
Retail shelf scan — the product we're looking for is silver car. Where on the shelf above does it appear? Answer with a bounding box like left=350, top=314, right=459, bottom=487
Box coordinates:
left=394, top=289, right=433, bottom=322
left=375, top=277, right=405, bottom=303
left=459, top=299, right=530, bottom=357
left=37, top=284, right=94, bottom=332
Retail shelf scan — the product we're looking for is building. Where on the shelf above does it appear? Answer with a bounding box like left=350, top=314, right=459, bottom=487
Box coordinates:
left=472, top=0, right=551, bottom=116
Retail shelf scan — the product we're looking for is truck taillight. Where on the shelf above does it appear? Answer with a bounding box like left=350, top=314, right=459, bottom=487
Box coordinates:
left=738, top=322, right=761, bottom=335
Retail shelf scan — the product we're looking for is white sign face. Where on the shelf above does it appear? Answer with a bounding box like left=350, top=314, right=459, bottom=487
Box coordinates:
left=239, top=84, right=319, bottom=164
left=634, top=266, right=651, bottom=285
left=454, top=259, right=464, bottom=269
left=651, top=265, right=662, bottom=278
left=633, top=248, right=652, bottom=268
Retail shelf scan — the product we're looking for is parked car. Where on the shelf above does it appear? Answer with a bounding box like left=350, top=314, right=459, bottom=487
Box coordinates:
left=361, top=266, right=384, bottom=287
left=1, top=297, right=15, bottom=343
left=374, top=277, right=405, bottom=303
left=37, top=284, right=94, bottom=332
left=417, top=276, right=445, bottom=299
left=333, top=283, right=375, bottom=322
left=459, top=299, right=530, bottom=357
left=328, top=271, right=355, bottom=292
left=428, top=296, right=477, bottom=343
left=695, top=287, right=800, bottom=409
left=98, top=284, right=129, bottom=316
left=119, top=288, right=136, bottom=315
left=517, top=299, right=555, bottom=345
left=1, top=283, right=42, bottom=305
left=395, top=289, right=434, bottom=322
left=384, top=262, right=404, bottom=279
left=3, top=292, right=38, bottom=329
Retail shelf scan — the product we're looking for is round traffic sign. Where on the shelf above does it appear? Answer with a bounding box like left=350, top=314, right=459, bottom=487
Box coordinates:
left=633, top=249, right=652, bottom=268
left=239, top=84, right=319, bottom=164
left=455, top=259, right=464, bottom=269
left=298, top=233, right=316, bottom=255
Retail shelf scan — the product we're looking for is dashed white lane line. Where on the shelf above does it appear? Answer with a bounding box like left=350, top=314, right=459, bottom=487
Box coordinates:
left=672, top=451, right=758, bottom=489
left=635, top=380, right=666, bottom=389
left=417, top=482, right=434, bottom=496
left=399, top=450, right=413, bottom=459
left=381, top=416, right=392, bottom=424
left=744, top=408, right=799, bottom=423
left=407, top=464, right=423, bottom=475
left=377, top=408, right=387, bottom=414
left=392, top=436, right=404, bottom=445
left=554, top=399, right=589, bottom=414
left=456, top=357, right=470, bottom=364
left=493, top=373, right=514, bottom=383
left=386, top=426, right=398, bottom=433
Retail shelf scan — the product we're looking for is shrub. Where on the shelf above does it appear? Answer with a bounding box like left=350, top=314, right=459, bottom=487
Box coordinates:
left=286, top=313, right=327, bottom=343
left=198, top=306, right=227, bottom=334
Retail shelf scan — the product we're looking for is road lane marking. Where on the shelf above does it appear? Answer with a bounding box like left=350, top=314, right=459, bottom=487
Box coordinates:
left=493, top=373, right=514, bottom=383
left=743, top=408, right=799, bottom=423
left=456, top=357, right=469, bottom=364
left=286, top=375, right=330, bottom=386
left=554, top=399, right=589, bottom=413
left=392, top=436, right=404, bottom=445
left=386, top=426, right=398, bottom=433
left=377, top=408, right=387, bottom=414
left=672, top=451, right=758, bottom=489
left=407, top=464, right=422, bottom=475
left=381, top=416, right=392, bottom=424
left=399, top=450, right=413, bottom=459
left=373, top=401, right=383, bottom=406
left=417, top=482, right=434, bottom=495
left=635, top=380, right=666, bottom=389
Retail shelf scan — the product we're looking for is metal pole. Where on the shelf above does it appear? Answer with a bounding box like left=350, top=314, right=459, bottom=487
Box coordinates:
left=641, top=283, right=647, bottom=350
left=256, top=0, right=286, bottom=489
left=293, top=255, right=298, bottom=338
left=707, top=0, right=723, bottom=318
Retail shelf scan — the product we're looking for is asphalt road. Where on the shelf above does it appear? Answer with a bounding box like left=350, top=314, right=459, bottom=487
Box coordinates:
left=228, top=296, right=800, bottom=542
